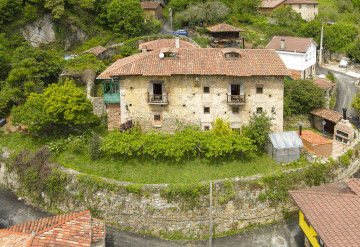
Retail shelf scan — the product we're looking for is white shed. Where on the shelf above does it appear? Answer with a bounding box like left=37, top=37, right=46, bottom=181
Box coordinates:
left=267, top=131, right=303, bottom=163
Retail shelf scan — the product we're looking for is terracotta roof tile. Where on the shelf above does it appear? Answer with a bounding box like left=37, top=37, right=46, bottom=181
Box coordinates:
left=141, top=1, right=163, bottom=9
left=298, top=130, right=332, bottom=145
left=265, top=36, right=317, bottom=53
left=260, top=0, right=285, bottom=8
left=82, top=46, right=107, bottom=56
left=289, top=179, right=360, bottom=247
left=285, top=0, right=318, bottom=4
left=311, top=108, right=344, bottom=123
left=97, top=48, right=291, bottom=79
left=206, top=23, right=244, bottom=33
left=139, top=39, right=197, bottom=51
left=313, top=79, right=335, bottom=90
left=0, top=211, right=105, bottom=246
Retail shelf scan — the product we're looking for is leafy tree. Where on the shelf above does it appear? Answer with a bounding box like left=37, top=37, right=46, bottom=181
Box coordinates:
left=347, top=38, right=360, bottom=62
left=350, top=91, right=360, bottom=116
left=243, top=112, right=273, bottom=148
left=0, top=0, right=22, bottom=25
left=64, top=53, right=106, bottom=73
left=44, top=0, right=65, bottom=19
left=284, top=79, right=325, bottom=116
left=106, top=0, right=143, bottom=39
left=324, top=22, right=358, bottom=52
left=211, top=118, right=232, bottom=135
left=12, top=80, right=99, bottom=131
left=23, top=3, right=39, bottom=22
left=232, top=0, right=261, bottom=14
left=271, top=7, right=304, bottom=27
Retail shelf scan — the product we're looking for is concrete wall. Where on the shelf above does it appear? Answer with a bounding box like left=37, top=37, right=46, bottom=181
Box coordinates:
left=118, top=75, right=284, bottom=133
left=286, top=3, right=318, bottom=21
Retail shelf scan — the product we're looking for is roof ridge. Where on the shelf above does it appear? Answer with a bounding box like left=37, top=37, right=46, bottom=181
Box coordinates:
left=289, top=190, right=358, bottom=197
left=0, top=229, right=31, bottom=236
left=35, top=210, right=90, bottom=236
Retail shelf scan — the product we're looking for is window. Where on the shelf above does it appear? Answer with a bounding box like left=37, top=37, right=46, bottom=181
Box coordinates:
left=299, top=4, right=301, bottom=9
left=337, top=130, right=349, bottom=138
left=163, top=52, right=178, bottom=58
left=256, top=86, right=263, bottom=94
left=204, top=126, right=210, bottom=131
left=256, top=107, right=263, bottom=114
left=224, top=52, right=240, bottom=59
left=204, top=107, right=210, bottom=114
left=231, top=84, right=240, bottom=96
left=154, top=115, right=161, bottom=121
left=203, top=86, right=210, bottom=93
left=232, top=106, right=239, bottom=114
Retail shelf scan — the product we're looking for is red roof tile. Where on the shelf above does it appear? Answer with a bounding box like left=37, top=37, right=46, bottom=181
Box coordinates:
left=313, top=79, right=334, bottom=90
left=289, top=179, right=360, bottom=247
left=0, top=211, right=105, bottom=246
left=82, top=46, right=107, bottom=56
left=266, top=36, right=317, bottom=53
left=260, top=0, right=285, bottom=8
left=311, top=108, right=344, bottom=123
left=298, top=130, right=332, bottom=145
left=97, top=48, right=291, bottom=79
left=139, top=39, right=197, bottom=51
left=141, top=1, right=163, bottom=9
left=285, top=0, right=318, bottom=4
left=206, top=23, right=244, bottom=33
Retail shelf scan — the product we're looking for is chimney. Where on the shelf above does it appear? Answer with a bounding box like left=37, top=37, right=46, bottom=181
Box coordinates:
left=280, top=38, right=285, bottom=49
left=299, top=124, right=302, bottom=136
left=175, top=36, right=180, bottom=48
left=342, top=108, right=347, bottom=120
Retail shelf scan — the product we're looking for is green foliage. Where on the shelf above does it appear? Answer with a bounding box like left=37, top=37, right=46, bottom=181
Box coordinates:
left=243, top=112, right=273, bottom=148
left=284, top=79, right=325, bottom=116
left=304, top=162, right=331, bottom=186
left=218, top=179, right=234, bottom=204
left=324, top=22, right=358, bottom=52
left=23, top=3, right=39, bottom=22
left=339, top=153, right=350, bottom=166
left=125, top=184, right=142, bottom=194
left=12, top=79, right=99, bottom=132
left=258, top=192, right=266, bottom=202
left=347, top=38, right=360, bottom=62
left=141, top=19, right=162, bottom=36
left=106, top=0, right=143, bottom=39
left=192, top=37, right=210, bottom=48
left=271, top=7, right=304, bottom=28
left=119, top=46, right=138, bottom=57
left=64, top=53, right=106, bottom=73
left=0, top=0, right=22, bottom=25
left=88, top=134, right=103, bottom=160
left=350, top=91, right=360, bottom=116
left=211, top=118, right=232, bottom=135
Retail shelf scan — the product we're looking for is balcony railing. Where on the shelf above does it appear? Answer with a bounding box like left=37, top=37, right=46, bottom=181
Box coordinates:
left=147, top=93, right=169, bottom=105
left=227, top=94, right=245, bottom=105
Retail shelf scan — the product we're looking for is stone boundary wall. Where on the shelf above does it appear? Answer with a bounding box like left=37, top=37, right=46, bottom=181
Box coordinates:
left=1, top=150, right=359, bottom=238
left=284, top=114, right=312, bottom=129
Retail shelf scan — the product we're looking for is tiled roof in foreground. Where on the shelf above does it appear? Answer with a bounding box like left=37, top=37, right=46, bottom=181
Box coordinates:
left=289, top=179, right=360, bottom=247
left=97, top=48, right=290, bottom=79
left=0, top=211, right=105, bottom=246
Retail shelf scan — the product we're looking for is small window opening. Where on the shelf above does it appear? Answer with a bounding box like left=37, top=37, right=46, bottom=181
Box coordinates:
left=256, top=107, right=263, bottom=114
left=232, top=107, right=239, bottom=114
left=154, top=115, right=161, bottom=121
left=164, top=52, right=177, bottom=58
left=204, top=107, right=210, bottom=114
left=204, top=126, right=210, bottom=131
left=203, top=86, right=210, bottom=93
left=256, top=86, right=263, bottom=94
left=225, top=52, right=240, bottom=59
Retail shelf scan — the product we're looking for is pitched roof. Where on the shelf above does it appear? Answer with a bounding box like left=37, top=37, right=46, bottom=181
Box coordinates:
left=141, top=1, right=163, bottom=9
left=97, top=48, right=291, bottom=79
left=285, top=0, right=318, bottom=4
left=265, top=36, right=317, bottom=53
left=139, top=39, right=197, bottom=51
left=82, top=46, right=107, bottom=56
left=298, top=130, right=332, bottom=145
left=313, top=79, right=335, bottom=90
left=0, top=211, right=105, bottom=246
left=311, top=108, right=344, bottom=123
left=206, top=23, right=244, bottom=33
left=289, top=179, right=360, bottom=247
left=260, top=0, right=285, bottom=8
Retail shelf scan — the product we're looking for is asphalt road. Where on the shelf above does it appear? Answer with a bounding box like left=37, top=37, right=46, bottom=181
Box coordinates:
left=0, top=184, right=304, bottom=247
left=316, top=65, right=360, bottom=127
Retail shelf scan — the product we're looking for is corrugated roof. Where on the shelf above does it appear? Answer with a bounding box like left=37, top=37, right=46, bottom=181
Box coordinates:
left=311, top=108, right=344, bottom=123
left=289, top=179, right=360, bottom=247
left=139, top=39, right=197, bottom=51
left=97, top=48, right=291, bottom=79
left=206, top=23, right=244, bottom=33
left=298, top=130, right=332, bottom=145
left=269, top=131, right=303, bottom=149
left=313, top=79, right=335, bottom=90
left=265, top=36, right=317, bottom=53
left=0, top=211, right=105, bottom=246
left=260, top=0, right=285, bottom=8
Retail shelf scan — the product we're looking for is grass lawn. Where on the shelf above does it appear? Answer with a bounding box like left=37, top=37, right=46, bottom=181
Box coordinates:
left=0, top=131, right=308, bottom=184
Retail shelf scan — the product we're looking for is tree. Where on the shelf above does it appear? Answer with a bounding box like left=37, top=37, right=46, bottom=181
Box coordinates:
left=324, top=22, right=358, bottom=52
left=350, top=91, right=360, bottom=116
left=106, top=0, right=144, bottom=39
left=284, top=79, right=325, bottom=116
left=347, top=38, right=360, bottom=62
left=12, top=80, right=99, bottom=131
left=243, top=112, right=273, bottom=148
left=0, top=0, right=22, bottom=25
left=232, top=0, right=261, bottom=14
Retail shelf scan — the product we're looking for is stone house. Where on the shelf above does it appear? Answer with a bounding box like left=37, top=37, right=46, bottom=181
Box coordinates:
left=141, top=1, right=164, bottom=22
left=266, top=36, right=317, bottom=79
left=285, top=0, right=319, bottom=21
left=258, top=0, right=286, bottom=14
left=97, top=48, right=290, bottom=132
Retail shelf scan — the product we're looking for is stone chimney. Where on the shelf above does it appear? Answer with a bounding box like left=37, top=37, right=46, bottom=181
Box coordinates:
left=280, top=38, right=285, bottom=49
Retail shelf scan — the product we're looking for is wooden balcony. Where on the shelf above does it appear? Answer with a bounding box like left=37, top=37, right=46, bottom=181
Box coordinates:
left=147, top=93, right=169, bottom=105
left=227, top=94, right=245, bottom=105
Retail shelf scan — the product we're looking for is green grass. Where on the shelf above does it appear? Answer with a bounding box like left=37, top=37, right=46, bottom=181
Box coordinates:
left=94, top=84, right=103, bottom=97
left=192, top=37, right=210, bottom=48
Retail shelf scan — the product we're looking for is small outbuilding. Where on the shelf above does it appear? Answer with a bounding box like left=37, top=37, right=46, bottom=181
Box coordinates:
left=141, top=1, right=164, bottom=22
left=206, top=23, right=244, bottom=48
left=298, top=130, right=333, bottom=157
left=267, top=131, right=303, bottom=163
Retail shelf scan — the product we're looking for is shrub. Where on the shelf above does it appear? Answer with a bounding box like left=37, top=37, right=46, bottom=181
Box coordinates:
left=88, top=134, right=102, bottom=160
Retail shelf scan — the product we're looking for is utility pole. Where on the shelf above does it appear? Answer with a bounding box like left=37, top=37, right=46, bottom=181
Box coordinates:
left=319, top=21, right=324, bottom=65
left=169, top=8, right=173, bottom=29
left=209, top=181, right=213, bottom=247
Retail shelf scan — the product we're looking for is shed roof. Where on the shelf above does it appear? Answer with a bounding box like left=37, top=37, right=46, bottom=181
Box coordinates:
left=311, top=108, right=345, bottom=123
left=260, top=0, right=285, bottom=8
left=97, top=48, right=290, bottom=79
left=298, top=130, right=332, bottom=145
left=265, top=36, right=317, bottom=53
left=313, top=79, right=335, bottom=90
left=82, top=46, right=107, bottom=56
left=141, top=1, right=163, bottom=9
left=269, top=131, right=303, bottom=149
left=289, top=179, right=360, bottom=247
left=206, top=23, right=244, bottom=33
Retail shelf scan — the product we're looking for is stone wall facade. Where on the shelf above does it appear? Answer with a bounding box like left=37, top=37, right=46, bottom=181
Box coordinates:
left=119, top=75, right=284, bottom=133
